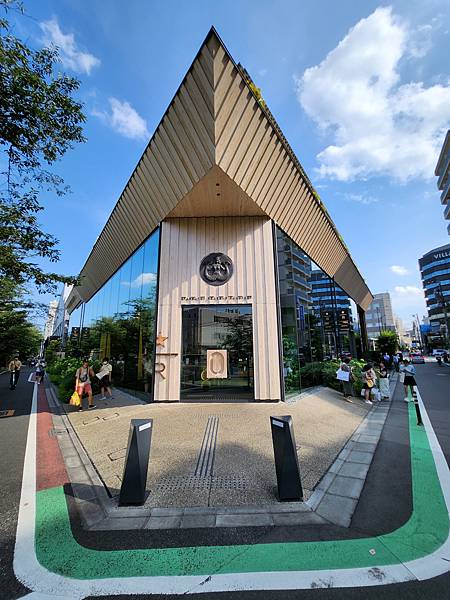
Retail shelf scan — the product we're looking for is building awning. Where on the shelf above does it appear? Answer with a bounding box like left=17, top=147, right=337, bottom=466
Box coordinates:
left=72, top=28, right=372, bottom=311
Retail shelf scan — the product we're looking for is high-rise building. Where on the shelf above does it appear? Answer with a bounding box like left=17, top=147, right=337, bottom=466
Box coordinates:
left=364, top=293, right=396, bottom=339
left=51, top=284, right=73, bottom=344
left=310, top=269, right=354, bottom=355
left=435, top=130, right=450, bottom=235
left=419, top=243, right=450, bottom=341
left=43, top=300, right=58, bottom=341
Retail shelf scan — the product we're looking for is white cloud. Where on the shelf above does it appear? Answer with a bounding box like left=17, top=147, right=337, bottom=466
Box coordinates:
left=40, top=18, right=100, bottom=75
left=390, top=265, right=409, bottom=276
left=393, top=285, right=423, bottom=295
left=296, top=7, right=450, bottom=182
left=342, top=193, right=379, bottom=205
left=93, top=98, right=149, bottom=141
left=122, top=273, right=157, bottom=288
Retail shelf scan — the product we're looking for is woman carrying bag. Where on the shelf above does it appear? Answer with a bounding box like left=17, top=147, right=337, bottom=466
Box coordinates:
left=338, top=357, right=354, bottom=402
left=362, top=362, right=377, bottom=405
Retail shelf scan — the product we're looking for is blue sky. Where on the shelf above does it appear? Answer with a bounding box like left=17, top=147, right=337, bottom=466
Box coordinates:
left=8, top=0, right=450, bottom=330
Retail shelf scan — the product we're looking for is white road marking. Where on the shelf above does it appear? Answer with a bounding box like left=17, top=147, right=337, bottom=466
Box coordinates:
left=12, top=384, right=450, bottom=598
left=28, top=372, right=36, bottom=383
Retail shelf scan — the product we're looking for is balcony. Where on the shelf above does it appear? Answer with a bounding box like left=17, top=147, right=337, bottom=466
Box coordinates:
left=445, top=201, right=450, bottom=221
left=441, top=177, right=450, bottom=205
left=437, top=152, right=450, bottom=190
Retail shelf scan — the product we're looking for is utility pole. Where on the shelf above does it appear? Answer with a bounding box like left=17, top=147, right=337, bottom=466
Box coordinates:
left=413, top=314, right=424, bottom=352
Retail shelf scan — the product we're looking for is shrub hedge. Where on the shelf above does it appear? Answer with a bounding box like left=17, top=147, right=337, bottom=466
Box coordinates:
left=47, top=357, right=102, bottom=403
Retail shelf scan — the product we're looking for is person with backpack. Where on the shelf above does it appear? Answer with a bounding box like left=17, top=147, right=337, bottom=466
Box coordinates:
left=75, top=359, right=96, bottom=410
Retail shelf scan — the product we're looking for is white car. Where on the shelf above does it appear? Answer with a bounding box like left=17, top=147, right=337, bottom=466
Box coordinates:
left=433, top=349, right=447, bottom=357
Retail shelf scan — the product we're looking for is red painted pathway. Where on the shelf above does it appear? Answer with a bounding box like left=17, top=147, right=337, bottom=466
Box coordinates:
left=36, top=385, right=69, bottom=492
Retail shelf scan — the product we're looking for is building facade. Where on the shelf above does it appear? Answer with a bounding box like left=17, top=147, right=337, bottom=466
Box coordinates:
left=66, top=29, right=372, bottom=402
left=435, top=130, right=450, bottom=236
left=310, top=269, right=354, bottom=357
left=364, top=293, right=396, bottom=340
left=43, top=300, right=58, bottom=341
left=419, top=243, right=450, bottom=343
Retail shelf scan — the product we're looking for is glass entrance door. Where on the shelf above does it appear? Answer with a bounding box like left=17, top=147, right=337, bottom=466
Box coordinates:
left=180, top=305, right=254, bottom=401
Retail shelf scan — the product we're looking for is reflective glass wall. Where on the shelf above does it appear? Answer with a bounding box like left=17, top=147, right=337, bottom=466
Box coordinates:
left=69, top=229, right=160, bottom=400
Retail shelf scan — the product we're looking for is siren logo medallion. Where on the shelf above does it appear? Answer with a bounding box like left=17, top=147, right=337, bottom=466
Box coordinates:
left=199, top=253, right=233, bottom=286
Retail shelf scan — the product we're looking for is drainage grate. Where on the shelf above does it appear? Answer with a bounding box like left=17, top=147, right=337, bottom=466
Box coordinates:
left=195, top=416, right=219, bottom=477
left=48, top=428, right=66, bottom=438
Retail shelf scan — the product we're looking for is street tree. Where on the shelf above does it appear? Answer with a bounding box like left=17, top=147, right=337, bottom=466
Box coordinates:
left=0, top=0, right=86, bottom=295
left=376, top=330, right=398, bottom=356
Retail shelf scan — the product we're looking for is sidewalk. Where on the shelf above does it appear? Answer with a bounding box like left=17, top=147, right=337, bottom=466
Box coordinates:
left=43, top=376, right=397, bottom=531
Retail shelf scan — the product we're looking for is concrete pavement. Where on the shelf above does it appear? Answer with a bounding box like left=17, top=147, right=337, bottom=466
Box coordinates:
left=3, top=362, right=450, bottom=599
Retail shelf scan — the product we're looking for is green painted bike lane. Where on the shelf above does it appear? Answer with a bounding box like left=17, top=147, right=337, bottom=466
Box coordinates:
left=35, top=398, right=449, bottom=580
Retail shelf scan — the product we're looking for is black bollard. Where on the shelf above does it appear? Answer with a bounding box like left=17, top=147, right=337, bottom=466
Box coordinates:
left=119, top=418, right=153, bottom=506
left=270, top=415, right=303, bottom=501
left=413, top=398, right=423, bottom=426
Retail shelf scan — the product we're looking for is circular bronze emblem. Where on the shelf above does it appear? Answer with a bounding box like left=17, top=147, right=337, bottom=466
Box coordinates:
left=199, top=253, right=233, bottom=286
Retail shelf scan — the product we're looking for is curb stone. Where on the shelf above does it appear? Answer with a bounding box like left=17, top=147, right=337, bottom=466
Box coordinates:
left=306, top=373, right=398, bottom=527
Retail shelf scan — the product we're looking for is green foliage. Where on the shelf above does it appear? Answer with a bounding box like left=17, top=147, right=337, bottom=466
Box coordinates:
left=0, top=2, right=85, bottom=294
left=376, top=330, right=398, bottom=356
left=299, top=359, right=365, bottom=396
left=47, top=356, right=102, bottom=402
left=0, top=278, right=42, bottom=365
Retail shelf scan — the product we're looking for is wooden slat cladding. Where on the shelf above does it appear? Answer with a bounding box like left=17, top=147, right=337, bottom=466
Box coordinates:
left=75, top=43, right=216, bottom=302
left=155, top=217, right=281, bottom=401
left=74, top=29, right=371, bottom=311
left=213, top=43, right=372, bottom=309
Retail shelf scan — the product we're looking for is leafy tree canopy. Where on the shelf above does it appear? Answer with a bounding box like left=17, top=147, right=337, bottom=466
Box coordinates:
left=376, top=330, right=398, bottom=356
left=0, top=0, right=86, bottom=293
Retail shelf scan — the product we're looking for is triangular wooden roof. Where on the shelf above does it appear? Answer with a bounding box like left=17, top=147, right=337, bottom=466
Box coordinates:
left=73, top=28, right=372, bottom=310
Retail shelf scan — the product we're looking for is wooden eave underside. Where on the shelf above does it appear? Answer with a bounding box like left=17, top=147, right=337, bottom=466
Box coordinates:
left=74, top=29, right=372, bottom=311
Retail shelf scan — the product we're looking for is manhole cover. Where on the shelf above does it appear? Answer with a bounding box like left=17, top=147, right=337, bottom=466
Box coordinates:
left=0, top=409, right=14, bottom=418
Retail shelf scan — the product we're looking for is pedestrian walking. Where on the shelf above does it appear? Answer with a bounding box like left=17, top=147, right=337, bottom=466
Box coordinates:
left=378, top=361, right=390, bottom=400
left=8, top=356, right=22, bottom=390
left=339, top=357, right=354, bottom=402
left=361, top=362, right=377, bottom=405
left=392, top=354, right=399, bottom=372
left=96, top=357, right=113, bottom=400
left=75, top=359, right=96, bottom=410
left=35, top=358, right=46, bottom=385
left=402, top=359, right=417, bottom=402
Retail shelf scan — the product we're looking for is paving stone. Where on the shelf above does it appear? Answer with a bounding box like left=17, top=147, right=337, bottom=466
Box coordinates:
left=315, top=471, right=336, bottom=491
left=315, top=493, right=357, bottom=527
left=327, top=475, right=365, bottom=499
left=215, top=513, right=273, bottom=527
left=358, top=434, right=380, bottom=444
left=108, top=506, right=151, bottom=518
left=64, top=456, right=83, bottom=469
left=215, top=506, right=271, bottom=515
left=151, top=507, right=184, bottom=517
left=71, top=482, right=97, bottom=501
left=338, top=448, right=351, bottom=460
left=146, top=516, right=182, bottom=529
left=347, top=450, right=373, bottom=465
left=338, top=462, right=370, bottom=480
left=181, top=514, right=216, bottom=528
left=91, top=517, right=148, bottom=530
left=184, top=506, right=224, bottom=515
left=352, top=441, right=377, bottom=453
left=272, top=511, right=325, bottom=526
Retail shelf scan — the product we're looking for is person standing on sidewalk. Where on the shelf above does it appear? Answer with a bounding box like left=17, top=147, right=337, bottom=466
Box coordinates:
left=340, top=357, right=354, bottom=402
left=75, top=359, right=96, bottom=410
left=378, top=361, right=390, bottom=400
left=361, top=362, right=376, bottom=405
left=8, top=356, right=22, bottom=390
left=402, top=359, right=417, bottom=402
left=97, top=358, right=113, bottom=400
